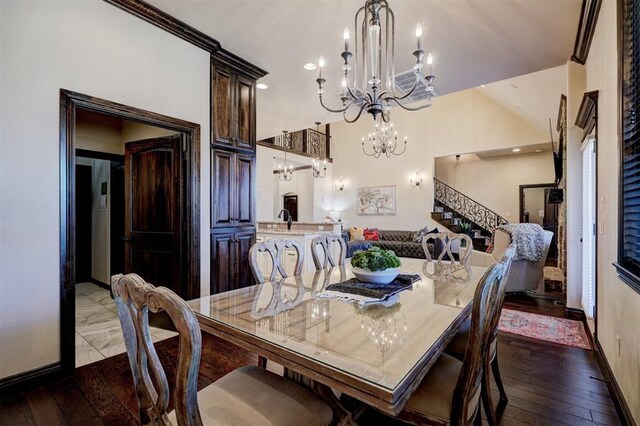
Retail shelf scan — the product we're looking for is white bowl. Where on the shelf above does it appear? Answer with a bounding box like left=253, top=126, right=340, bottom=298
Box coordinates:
left=351, top=267, right=400, bottom=285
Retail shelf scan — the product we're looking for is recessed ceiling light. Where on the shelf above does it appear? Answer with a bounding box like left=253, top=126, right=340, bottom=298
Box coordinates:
left=481, top=84, right=486, bottom=88
left=256, top=83, right=268, bottom=90
left=535, top=149, right=542, bottom=153
left=304, top=63, right=317, bottom=71
left=512, top=148, right=521, bottom=152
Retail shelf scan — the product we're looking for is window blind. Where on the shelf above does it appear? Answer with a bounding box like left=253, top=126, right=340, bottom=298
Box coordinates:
left=582, top=138, right=596, bottom=318
left=620, top=0, right=640, bottom=284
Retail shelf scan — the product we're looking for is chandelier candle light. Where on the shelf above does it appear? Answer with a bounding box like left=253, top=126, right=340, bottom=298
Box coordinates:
left=315, top=0, right=436, bottom=123
left=362, top=121, right=407, bottom=157
left=312, top=158, right=327, bottom=178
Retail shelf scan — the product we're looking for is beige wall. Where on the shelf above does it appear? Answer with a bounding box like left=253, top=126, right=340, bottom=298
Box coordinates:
left=582, top=0, right=640, bottom=420
left=0, top=0, right=211, bottom=379
left=435, top=152, right=555, bottom=222
left=331, top=88, right=548, bottom=232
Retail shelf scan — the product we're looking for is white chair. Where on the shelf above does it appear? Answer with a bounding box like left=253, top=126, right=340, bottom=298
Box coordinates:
left=249, top=239, right=304, bottom=284
left=310, top=234, right=347, bottom=270
left=422, top=232, right=474, bottom=266
left=111, top=273, right=333, bottom=426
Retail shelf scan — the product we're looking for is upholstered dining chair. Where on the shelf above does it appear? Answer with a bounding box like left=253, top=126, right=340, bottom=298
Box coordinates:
left=310, top=234, right=347, bottom=270
left=395, top=246, right=515, bottom=426
left=249, top=239, right=304, bottom=284
left=111, top=273, right=333, bottom=426
left=421, top=232, right=474, bottom=266
left=443, top=245, right=516, bottom=425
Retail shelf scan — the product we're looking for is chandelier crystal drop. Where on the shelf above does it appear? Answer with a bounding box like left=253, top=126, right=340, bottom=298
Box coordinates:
left=312, top=158, right=327, bottom=178
left=362, top=120, right=407, bottom=157
left=276, top=131, right=294, bottom=181
left=315, top=0, right=436, bottom=123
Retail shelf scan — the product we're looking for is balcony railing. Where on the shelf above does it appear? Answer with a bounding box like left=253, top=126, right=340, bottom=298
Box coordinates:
left=258, top=126, right=331, bottom=160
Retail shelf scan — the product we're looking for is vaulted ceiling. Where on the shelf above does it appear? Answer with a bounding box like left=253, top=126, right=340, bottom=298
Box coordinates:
left=148, top=0, right=581, bottom=140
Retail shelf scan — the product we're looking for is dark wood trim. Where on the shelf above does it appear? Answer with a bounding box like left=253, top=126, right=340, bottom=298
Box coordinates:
left=556, top=94, right=568, bottom=132
left=564, top=307, right=586, bottom=321
left=593, top=338, right=636, bottom=426
left=571, top=0, right=603, bottom=64
left=272, top=165, right=312, bottom=174
left=575, top=90, right=599, bottom=141
left=613, top=263, right=640, bottom=295
left=518, top=183, right=556, bottom=223
left=258, top=141, right=334, bottom=163
left=102, top=0, right=267, bottom=79
left=60, top=89, right=201, bottom=376
left=0, top=363, right=64, bottom=395
left=75, top=149, right=125, bottom=162
left=89, top=278, right=111, bottom=291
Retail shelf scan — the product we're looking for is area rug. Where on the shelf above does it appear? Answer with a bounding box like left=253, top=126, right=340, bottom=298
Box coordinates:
left=499, top=309, right=592, bottom=349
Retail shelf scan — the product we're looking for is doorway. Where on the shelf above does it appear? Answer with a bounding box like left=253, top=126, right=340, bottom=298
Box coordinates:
left=519, top=183, right=558, bottom=265
left=60, top=89, right=201, bottom=373
left=283, top=194, right=299, bottom=222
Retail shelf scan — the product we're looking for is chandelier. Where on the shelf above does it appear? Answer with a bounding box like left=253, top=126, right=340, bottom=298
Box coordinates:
left=315, top=0, right=436, bottom=123
left=362, top=120, right=407, bottom=157
left=312, top=158, right=327, bottom=178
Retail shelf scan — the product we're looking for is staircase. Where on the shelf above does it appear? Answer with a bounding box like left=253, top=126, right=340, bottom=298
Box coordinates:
left=431, top=178, right=509, bottom=251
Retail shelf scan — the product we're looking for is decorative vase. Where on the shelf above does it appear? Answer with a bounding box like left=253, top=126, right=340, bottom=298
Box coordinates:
left=351, top=267, right=400, bottom=285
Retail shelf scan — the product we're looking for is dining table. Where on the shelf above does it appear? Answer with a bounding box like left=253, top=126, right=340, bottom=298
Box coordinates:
left=187, top=258, right=488, bottom=420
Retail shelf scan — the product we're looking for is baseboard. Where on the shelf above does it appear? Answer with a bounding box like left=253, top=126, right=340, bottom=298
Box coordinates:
left=90, top=278, right=111, bottom=291
left=0, top=363, right=64, bottom=396
left=564, top=307, right=586, bottom=321
left=593, top=339, right=636, bottom=426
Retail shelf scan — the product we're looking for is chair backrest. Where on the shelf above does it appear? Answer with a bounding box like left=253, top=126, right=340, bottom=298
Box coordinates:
left=311, top=234, right=347, bottom=270
left=111, top=273, right=202, bottom=426
left=249, top=239, right=304, bottom=284
left=421, top=232, right=473, bottom=265
left=450, top=246, right=515, bottom=425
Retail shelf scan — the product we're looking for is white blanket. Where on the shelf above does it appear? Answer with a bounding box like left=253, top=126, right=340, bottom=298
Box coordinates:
left=497, top=223, right=546, bottom=261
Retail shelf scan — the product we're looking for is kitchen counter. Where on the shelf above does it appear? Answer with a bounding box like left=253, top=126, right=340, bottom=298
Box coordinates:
left=257, top=229, right=335, bottom=236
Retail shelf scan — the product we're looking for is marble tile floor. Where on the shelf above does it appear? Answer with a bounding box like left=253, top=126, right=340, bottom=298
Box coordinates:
left=75, top=282, right=177, bottom=368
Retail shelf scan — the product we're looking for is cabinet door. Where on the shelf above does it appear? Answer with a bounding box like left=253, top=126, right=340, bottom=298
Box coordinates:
left=235, top=74, right=255, bottom=151
left=210, top=231, right=235, bottom=294
left=212, top=64, right=234, bottom=148
left=211, top=149, right=235, bottom=228
left=235, top=229, right=256, bottom=288
left=235, top=153, right=254, bottom=226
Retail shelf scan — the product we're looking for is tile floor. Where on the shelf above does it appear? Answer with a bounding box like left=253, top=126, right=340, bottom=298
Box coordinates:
left=75, top=282, right=177, bottom=368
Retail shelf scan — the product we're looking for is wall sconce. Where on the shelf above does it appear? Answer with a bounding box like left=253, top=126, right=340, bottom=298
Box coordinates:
left=335, top=178, right=345, bottom=191
left=410, top=172, right=423, bottom=187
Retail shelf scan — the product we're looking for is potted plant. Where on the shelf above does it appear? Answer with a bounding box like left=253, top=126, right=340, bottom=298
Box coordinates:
left=350, top=247, right=401, bottom=284
left=457, top=222, right=475, bottom=246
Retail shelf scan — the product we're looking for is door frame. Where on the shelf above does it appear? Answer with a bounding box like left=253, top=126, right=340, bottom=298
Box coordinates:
left=518, top=183, right=557, bottom=224
left=60, top=89, right=201, bottom=374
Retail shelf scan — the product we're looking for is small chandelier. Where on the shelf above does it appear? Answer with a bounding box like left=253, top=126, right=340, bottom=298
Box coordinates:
left=315, top=0, right=436, bottom=123
left=276, top=131, right=293, bottom=181
left=362, top=120, right=407, bottom=157
left=312, top=158, right=327, bottom=178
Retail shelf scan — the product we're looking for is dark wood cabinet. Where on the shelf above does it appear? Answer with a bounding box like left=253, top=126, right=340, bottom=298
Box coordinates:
left=211, top=62, right=256, bottom=152
left=210, top=228, right=255, bottom=294
left=211, top=148, right=255, bottom=229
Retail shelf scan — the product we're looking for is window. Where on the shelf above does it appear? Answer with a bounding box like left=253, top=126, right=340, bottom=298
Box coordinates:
left=616, top=0, right=640, bottom=292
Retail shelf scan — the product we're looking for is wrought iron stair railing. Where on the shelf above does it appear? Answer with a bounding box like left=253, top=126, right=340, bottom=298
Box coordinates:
left=433, top=178, right=509, bottom=243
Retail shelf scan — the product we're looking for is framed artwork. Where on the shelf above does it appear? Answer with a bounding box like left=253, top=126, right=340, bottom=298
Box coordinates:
left=357, top=185, right=396, bottom=215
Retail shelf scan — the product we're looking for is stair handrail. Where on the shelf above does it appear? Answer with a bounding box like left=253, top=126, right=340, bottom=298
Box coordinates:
left=433, top=177, right=509, bottom=234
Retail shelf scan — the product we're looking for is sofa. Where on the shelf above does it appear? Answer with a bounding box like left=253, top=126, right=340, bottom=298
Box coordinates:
left=343, top=230, right=436, bottom=259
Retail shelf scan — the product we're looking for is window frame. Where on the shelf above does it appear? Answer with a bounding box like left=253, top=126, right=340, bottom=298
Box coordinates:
left=614, top=0, right=640, bottom=293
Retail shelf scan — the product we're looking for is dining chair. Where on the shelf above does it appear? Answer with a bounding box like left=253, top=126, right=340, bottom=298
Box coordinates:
left=111, top=273, right=333, bottom=426
left=395, top=246, right=515, bottom=426
left=249, top=238, right=304, bottom=284
left=422, top=232, right=474, bottom=266
left=310, top=234, right=347, bottom=270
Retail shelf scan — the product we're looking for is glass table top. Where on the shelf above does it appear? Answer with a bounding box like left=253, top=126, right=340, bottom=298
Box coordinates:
left=188, top=258, right=486, bottom=395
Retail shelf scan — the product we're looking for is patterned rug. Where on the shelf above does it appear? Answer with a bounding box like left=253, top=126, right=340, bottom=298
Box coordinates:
left=499, top=309, right=592, bottom=350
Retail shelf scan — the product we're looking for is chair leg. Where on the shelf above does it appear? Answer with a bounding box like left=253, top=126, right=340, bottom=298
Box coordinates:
left=491, top=353, right=508, bottom=404
left=481, top=364, right=498, bottom=426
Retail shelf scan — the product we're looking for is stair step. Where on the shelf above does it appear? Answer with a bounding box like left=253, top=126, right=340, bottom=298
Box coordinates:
left=443, top=212, right=453, bottom=219
left=434, top=206, right=444, bottom=213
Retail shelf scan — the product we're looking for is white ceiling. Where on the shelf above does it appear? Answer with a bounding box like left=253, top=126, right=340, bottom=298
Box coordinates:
left=147, top=0, right=581, bottom=140
left=480, top=64, right=567, bottom=136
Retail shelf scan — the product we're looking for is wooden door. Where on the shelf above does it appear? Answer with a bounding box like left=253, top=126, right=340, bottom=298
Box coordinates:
left=212, top=64, right=234, bottom=148
left=211, top=149, right=235, bottom=228
left=124, top=135, right=183, bottom=295
left=235, top=230, right=255, bottom=288
left=235, top=153, right=254, bottom=226
left=283, top=195, right=298, bottom=222
left=235, top=74, right=255, bottom=151
left=210, top=231, right=235, bottom=294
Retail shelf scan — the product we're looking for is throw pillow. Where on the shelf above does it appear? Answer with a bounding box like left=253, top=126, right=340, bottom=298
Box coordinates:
left=349, top=226, right=365, bottom=241
left=414, top=225, right=439, bottom=243
left=363, top=228, right=380, bottom=241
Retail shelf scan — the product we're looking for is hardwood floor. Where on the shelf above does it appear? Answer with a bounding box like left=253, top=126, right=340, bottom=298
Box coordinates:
left=1, top=296, right=620, bottom=425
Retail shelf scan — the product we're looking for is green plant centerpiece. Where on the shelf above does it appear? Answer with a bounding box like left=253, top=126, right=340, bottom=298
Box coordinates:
left=350, top=247, right=402, bottom=284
